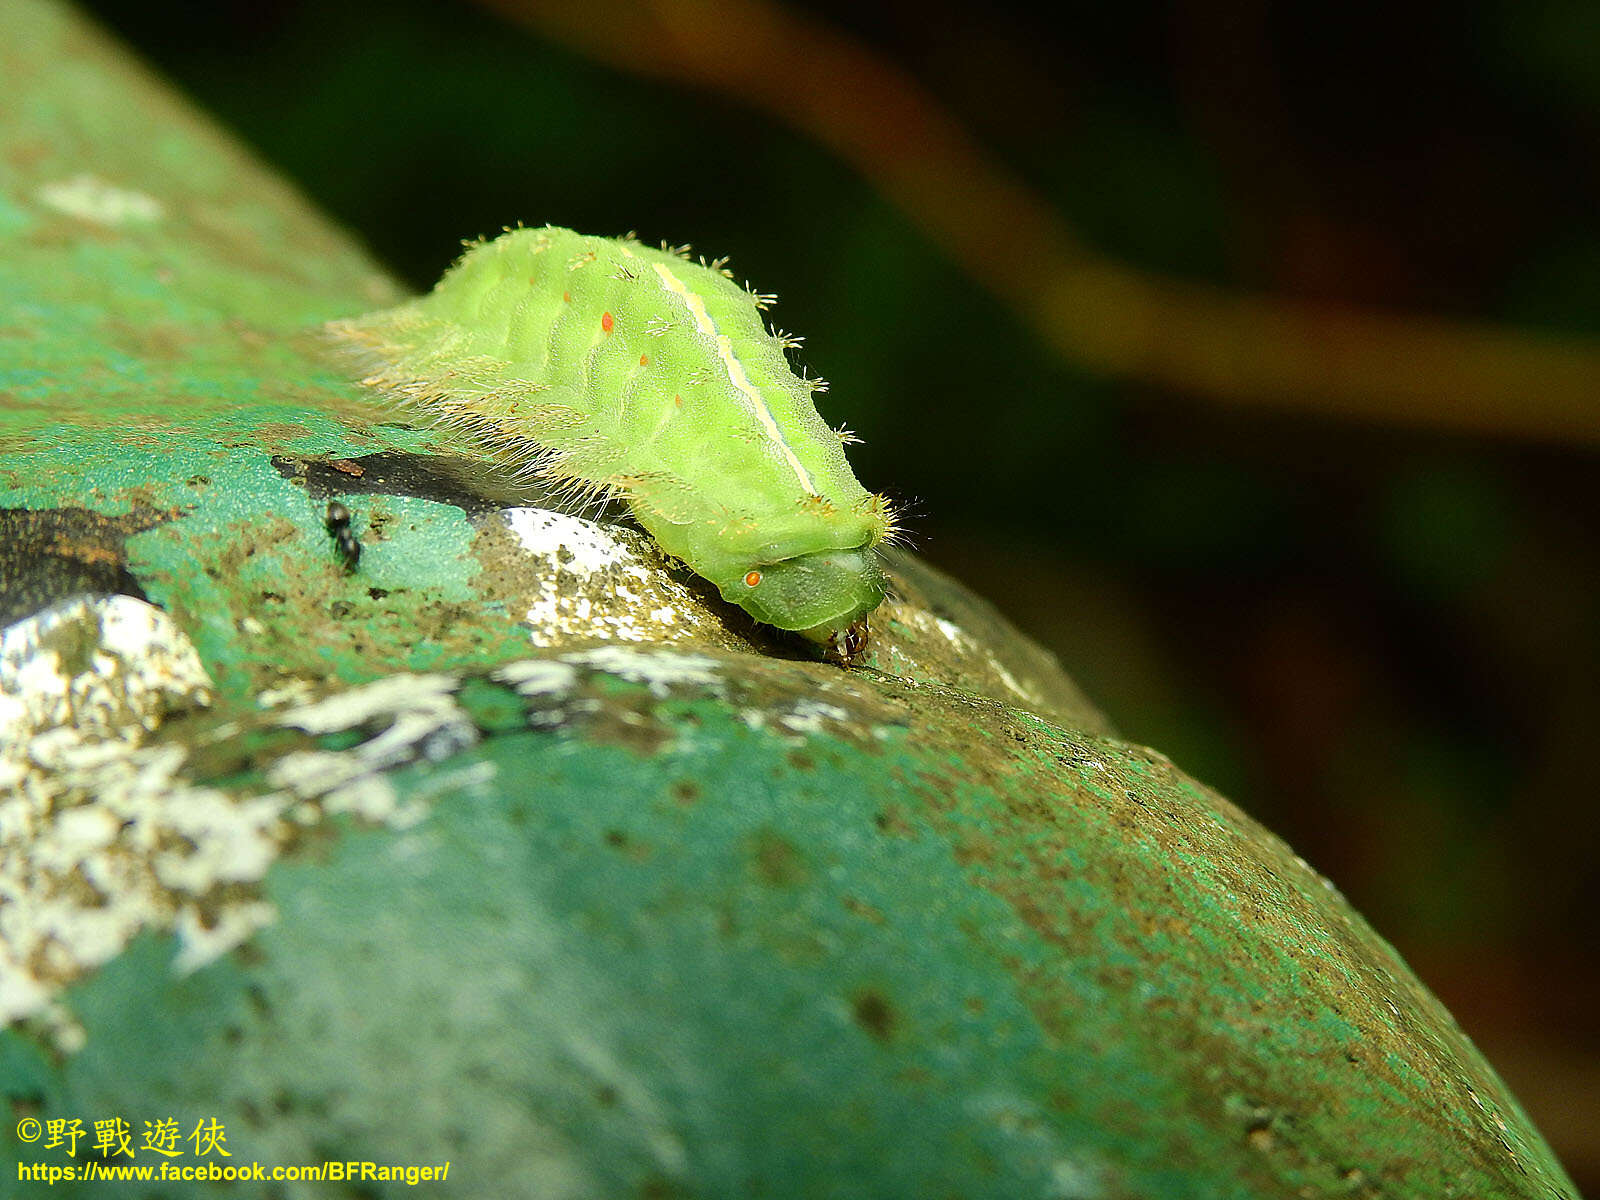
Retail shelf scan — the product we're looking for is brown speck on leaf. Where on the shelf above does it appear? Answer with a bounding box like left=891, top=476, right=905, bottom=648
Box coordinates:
left=851, top=988, right=897, bottom=1042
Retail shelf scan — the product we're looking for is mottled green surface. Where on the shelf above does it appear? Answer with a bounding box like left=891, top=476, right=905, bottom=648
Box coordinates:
left=0, top=2, right=1579, bottom=1198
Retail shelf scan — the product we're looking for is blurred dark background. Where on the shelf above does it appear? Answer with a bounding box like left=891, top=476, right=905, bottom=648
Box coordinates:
left=76, top=0, right=1598, bottom=1184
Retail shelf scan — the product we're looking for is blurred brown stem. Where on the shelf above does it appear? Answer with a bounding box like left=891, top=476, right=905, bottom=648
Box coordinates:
left=474, top=0, right=1600, bottom=447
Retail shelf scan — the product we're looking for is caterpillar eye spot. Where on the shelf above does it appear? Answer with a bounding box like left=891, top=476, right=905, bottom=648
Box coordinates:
left=601, top=311, right=614, bottom=333
left=744, top=570, right=763, bottom=588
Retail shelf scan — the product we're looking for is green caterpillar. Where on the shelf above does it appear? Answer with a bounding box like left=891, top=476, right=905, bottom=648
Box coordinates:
left=327, top=226, right=897, bottom=663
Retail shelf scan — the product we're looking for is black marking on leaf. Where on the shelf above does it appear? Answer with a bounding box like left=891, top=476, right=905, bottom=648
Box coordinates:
left=0, top=506, right=173, bottom=627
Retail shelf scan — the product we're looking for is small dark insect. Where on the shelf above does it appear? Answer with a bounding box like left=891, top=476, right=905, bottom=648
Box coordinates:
left=324, top=500, right=361, bottom=571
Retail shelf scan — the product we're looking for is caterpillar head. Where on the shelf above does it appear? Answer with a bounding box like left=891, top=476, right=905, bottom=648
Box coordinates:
left=727, top=545, right=886, bottom=665
left=818, top=618, right=871, bottom=667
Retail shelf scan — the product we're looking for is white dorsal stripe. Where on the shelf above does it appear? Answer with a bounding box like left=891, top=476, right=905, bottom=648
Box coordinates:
left=651, top=261, right=817, bottom=495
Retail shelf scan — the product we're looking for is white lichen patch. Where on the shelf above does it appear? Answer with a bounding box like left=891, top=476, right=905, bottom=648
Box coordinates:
left=505, top=509, right=636, bottom=574
left=500, top=509, right=727, bottom=647
left=495, top=658, right=579, bottom=698
left=0, top=728, right=289, bottom=1030
left=0, top=609, right=489, bottom=1037
left=753, top=697, right=858, bottom=740
left=566, top=646, right=725, bottom=697
left=0, top=594, right=214, bottom=756
left=35, top=174, right=164, bottom=226
left=504, top=645, right=895, bottom=747
left=0, top=593, right=265, bottom=1022
left=493, top=649, right=728, bottom=742
left=277, top=672, right=474, bottom=770
left=268, top=672, right=484, bottom=827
